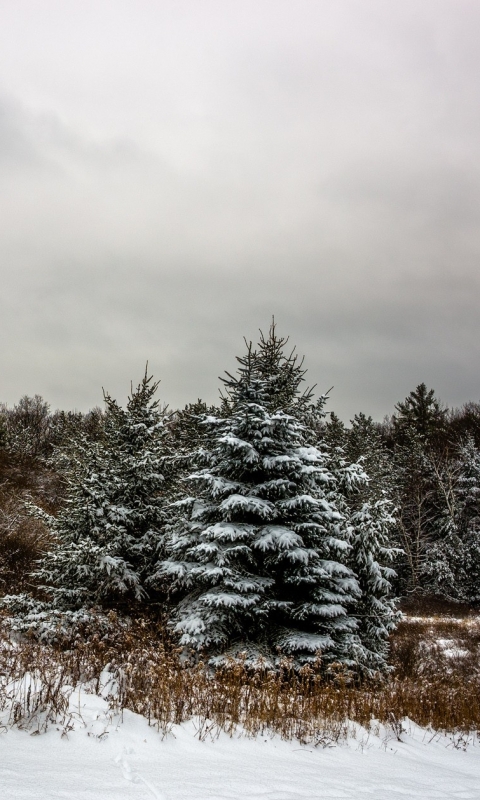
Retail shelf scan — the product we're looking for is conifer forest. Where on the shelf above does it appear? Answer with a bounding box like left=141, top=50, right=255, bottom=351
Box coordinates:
left=1, top=323, right=480, bottom=686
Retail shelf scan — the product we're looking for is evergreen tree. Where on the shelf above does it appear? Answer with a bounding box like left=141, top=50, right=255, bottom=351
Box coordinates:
left=157, top=332, right=362, bottom=667
left=389, top=385, right=447, bottom=592
left=3, top=371, right=169, bottom=628
left=349, top=499, right=399, bottom=673
left=347, top=414, right=392, bottom=499
left=249, top=320, right=315, bottom=413
left=323, top=412, right=347, bottom=453
left=421, top=437, right=480, bottom=603
left=323, top=413, right=399, bottom=674
left=393, top=383, right=447, bottom=445
left=166, top=400, right=219, bottom=492
left=454, top=438, right=480, bottom=603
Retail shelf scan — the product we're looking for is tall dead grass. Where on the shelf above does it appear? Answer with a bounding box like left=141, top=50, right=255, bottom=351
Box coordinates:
left=1, top=614, right=479, bottom=740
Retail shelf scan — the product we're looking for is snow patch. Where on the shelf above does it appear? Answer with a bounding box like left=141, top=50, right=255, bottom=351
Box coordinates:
left=1, top=687, right=480, bottom=799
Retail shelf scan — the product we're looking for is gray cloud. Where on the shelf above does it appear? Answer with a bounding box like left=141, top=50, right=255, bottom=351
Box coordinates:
left=0, top=1, right=480, bottom=420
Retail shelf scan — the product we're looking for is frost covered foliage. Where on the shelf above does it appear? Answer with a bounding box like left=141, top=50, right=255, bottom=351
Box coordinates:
left=347, top=414, right=395, bottom=502
left=157, top=327, right=363, bottom=667
left=453, top=439, right=480, bottom=602
left=350, top=500, right=400, bottom=674
left=0, top=328, right=402, bottom=671
left=422, top=437, right=480, bottom=604
left=348, top=419, right=399, bottom=673
left=322, top=412, right=399, bottom=674
left=2, top=372, right=168, bottom=634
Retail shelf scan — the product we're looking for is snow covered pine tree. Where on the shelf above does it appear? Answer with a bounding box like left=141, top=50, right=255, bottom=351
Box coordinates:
left=422, top=436, right=480, bottom=604
left=157, top=325, right=364, bottom=668
left=346, top=414, right=400, bottom=674
left=2, top=371, right=168, bottom=636
left=321, top=411, right=399, bottom=674
left=450, top=438, right=480, bottom=603
left=349, top=500, right=399, bottom=674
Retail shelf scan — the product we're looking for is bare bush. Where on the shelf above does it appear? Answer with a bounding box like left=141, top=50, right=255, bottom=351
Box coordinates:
left=1, top=614, right=479, bottom=740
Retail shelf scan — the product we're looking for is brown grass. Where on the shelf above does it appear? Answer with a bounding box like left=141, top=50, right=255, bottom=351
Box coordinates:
left=1, top=613, right=480, bottom=740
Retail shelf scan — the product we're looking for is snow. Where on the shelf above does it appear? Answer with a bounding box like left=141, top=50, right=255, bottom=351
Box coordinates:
left=436, top=637, right=470, bottom=658
left=2, top=688, right=480, bottom=799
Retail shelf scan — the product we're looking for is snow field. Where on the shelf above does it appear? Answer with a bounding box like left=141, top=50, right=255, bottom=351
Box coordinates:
left=1, top=687, right=480, bottom=800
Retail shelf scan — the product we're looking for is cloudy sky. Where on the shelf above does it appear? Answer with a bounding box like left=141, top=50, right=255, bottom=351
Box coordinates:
left=1, top=1, right=479, bottom=420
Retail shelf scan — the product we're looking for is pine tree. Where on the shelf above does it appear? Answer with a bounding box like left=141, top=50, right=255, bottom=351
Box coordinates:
left=422, top=437, right=480, bottom=603
left=394, top=383, right=447, bottom=445
left=157, top=331, right=361, bottom=667
left=323, top=412, right=347, bottom=453
left=166, top=400, right=219, bottom=492
left=389, top=385, right=447, bottom=593
left=349, top=499, right=399, bottom=674
left=2, top=371, right=169, bottom=632
left=347, top=414, right=391, bottom=498
left=250, top=320, right=315, bottom=413
left=321, top=412, right=399, bottom=674
left=454, top=438, right=480, bottom=603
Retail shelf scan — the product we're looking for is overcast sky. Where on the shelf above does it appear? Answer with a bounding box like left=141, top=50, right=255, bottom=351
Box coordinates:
left=1, top=1, right=479, bottom=420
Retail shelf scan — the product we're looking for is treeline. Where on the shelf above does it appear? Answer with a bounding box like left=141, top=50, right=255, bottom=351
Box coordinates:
left=327, top=387, right=480, bottom=604
left=0, top=324, right=479, bottom=675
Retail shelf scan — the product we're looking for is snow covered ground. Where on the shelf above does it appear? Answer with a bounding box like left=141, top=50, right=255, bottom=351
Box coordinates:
left=1, top=688, right=480, bottom=800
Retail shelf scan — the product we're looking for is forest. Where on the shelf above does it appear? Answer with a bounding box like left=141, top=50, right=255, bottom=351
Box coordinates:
left=1, top=325, right=480, bottom=738
left=1, top=326, right=479, bottom=647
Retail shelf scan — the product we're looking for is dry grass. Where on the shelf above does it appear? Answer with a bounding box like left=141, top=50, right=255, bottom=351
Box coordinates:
left=1, top=612, right=480, bottom=741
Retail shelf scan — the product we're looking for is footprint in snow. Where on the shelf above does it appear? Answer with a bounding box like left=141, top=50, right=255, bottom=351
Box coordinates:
left=115, top=750, right=168, bottom=800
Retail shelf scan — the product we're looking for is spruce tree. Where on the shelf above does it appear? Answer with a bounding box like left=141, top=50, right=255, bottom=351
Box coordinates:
left=3, top=371, right=168, bottom=631
left=323, top=412, right=347, bottom=454
left=389, top=386, right=448, bottom=592
left=347, top=414, right=392, bottom=498
left=393, top=383, right=447, bottom=445
left=251, top=321, right=315, bottom=413
left=157, top=330, right=361, bottom=667
left=349, top=499, right=399, bottom=674
left=321, top=412, right=399, bottom=674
